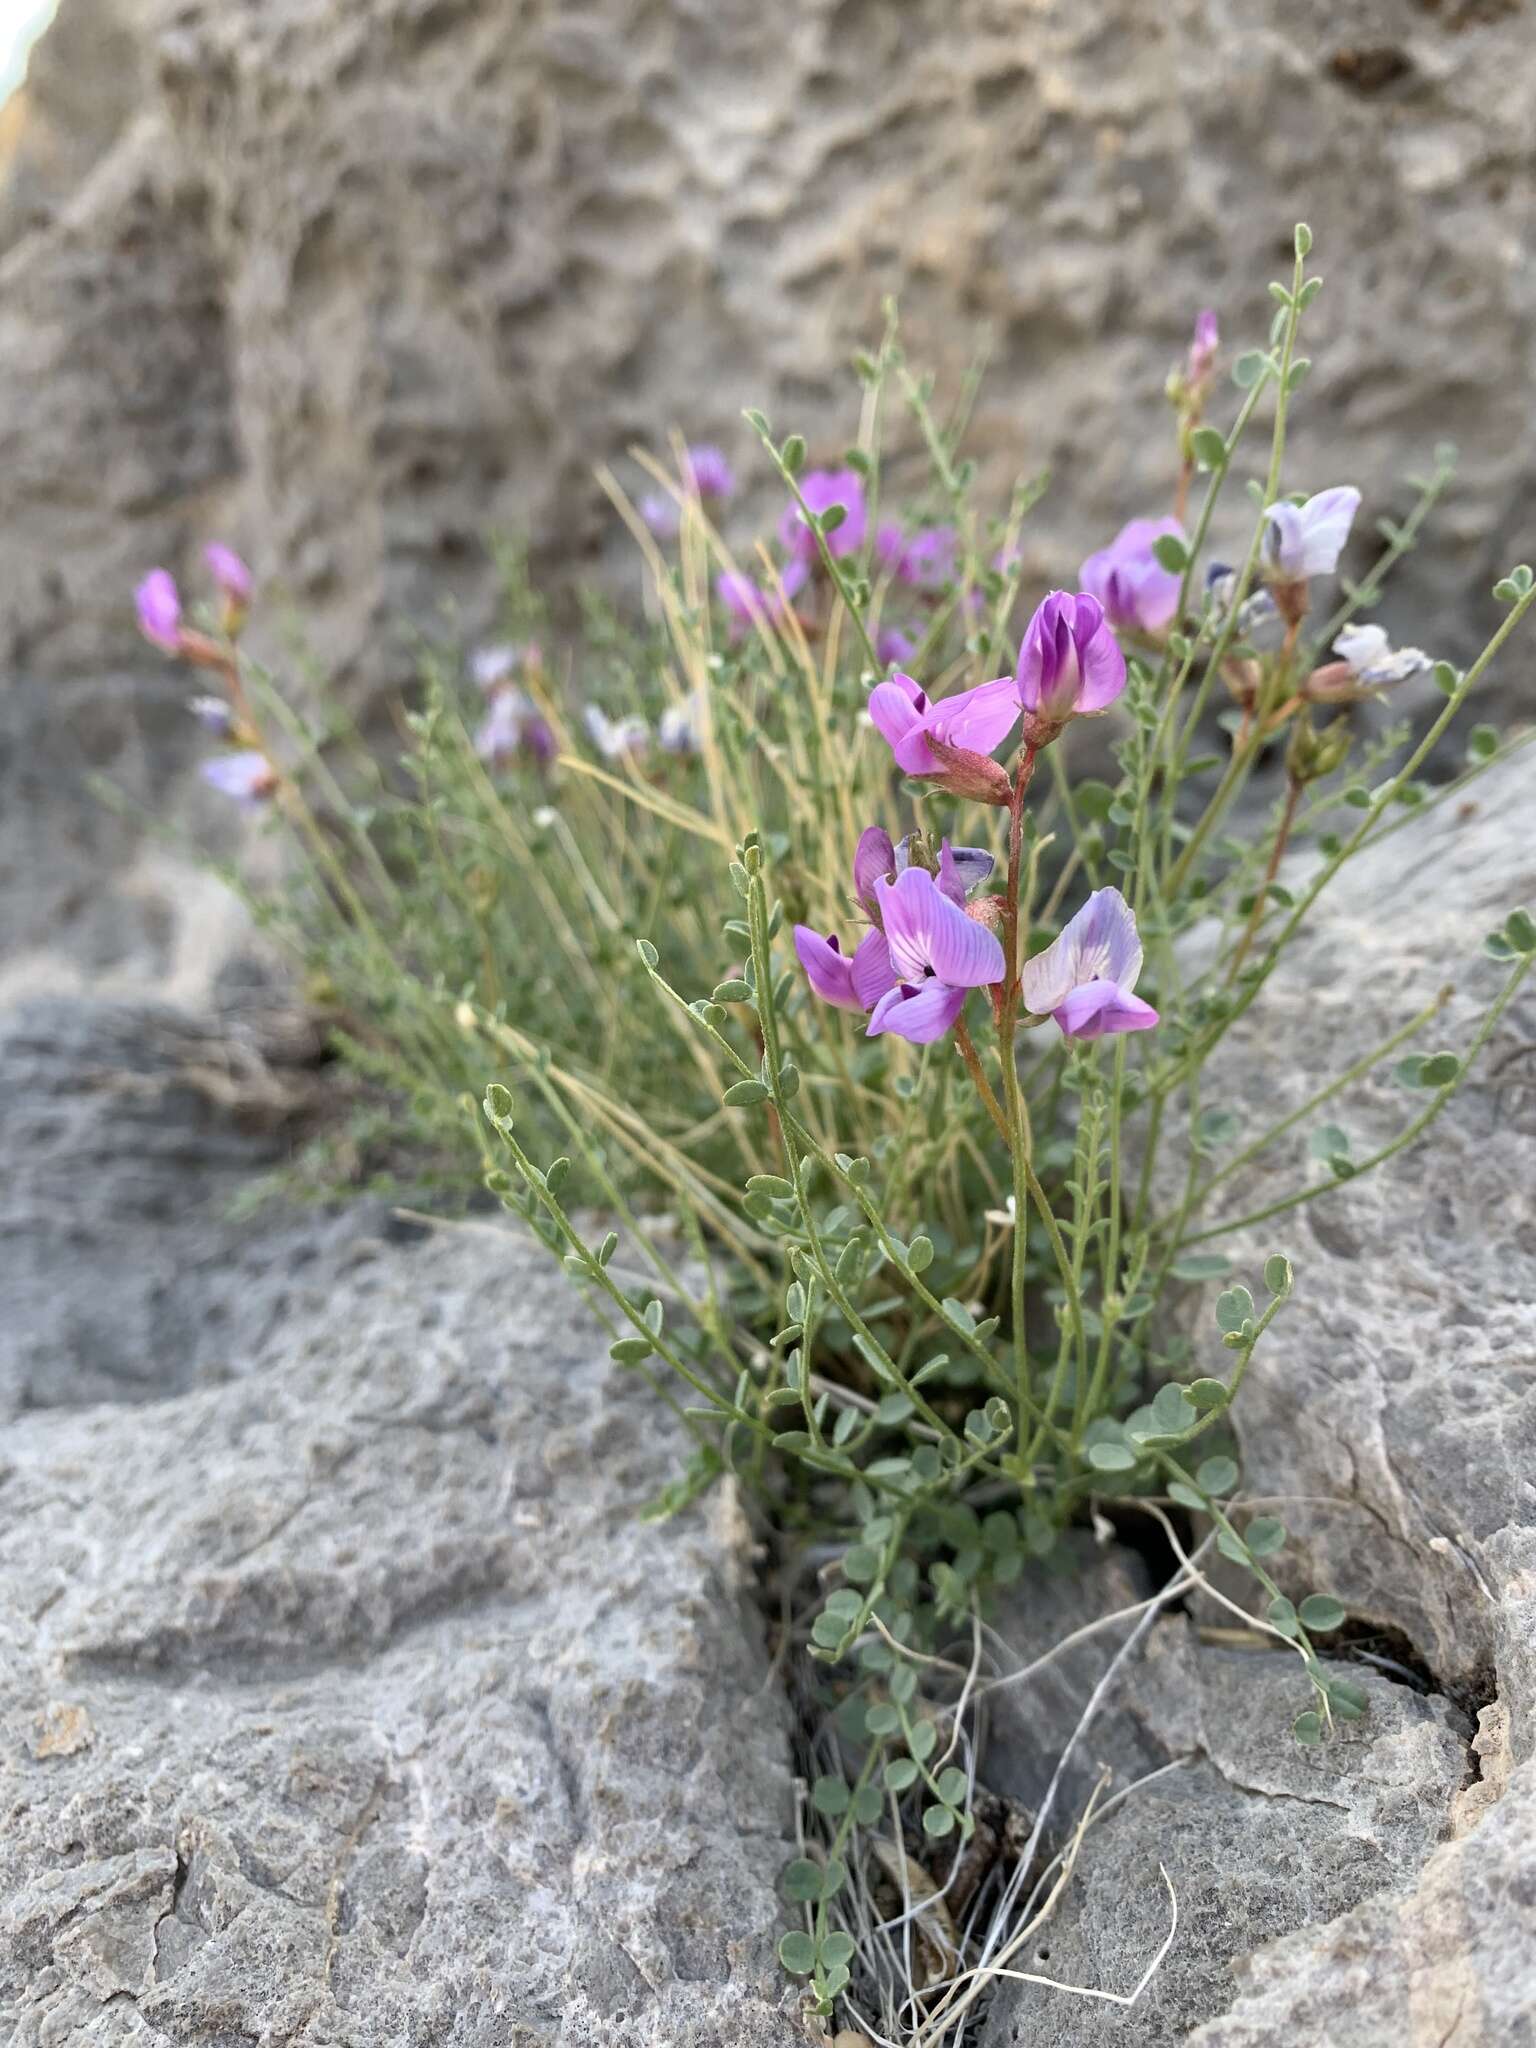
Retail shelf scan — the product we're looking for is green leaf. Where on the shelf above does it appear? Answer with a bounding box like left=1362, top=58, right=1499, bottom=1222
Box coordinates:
left=1188, top=1377, right=1230, bottom=1412
left=1166, top=1479, right=1206, bottom=1511
left=936, top=1766, right=969, bottom=1806
left=781, top=1858, right=823, bottom=1903
left=723, top=1079, right=769, bottom=1107
left=1246, top=1516, right=1287, bottom=1557
left=609, top=1337, right=654, bottom=1365
left=1293, top=1710, right=1323, bottom=1746
left=1232, top=349, right=1269, bottom=389
left=1150, top=1383, right=1198, bottom=1435
left=811, top=1775, right=850, bottom=1817
left=1087, top=1441, right=1138, bottom=1473
left=1216, top=1286, right=1255, bottom=1336
left=1419, top=1053, right=1461, bottom=1088
left=1268, top=1596, right=1301, bottom=1637
left=908, top=1720, right=938, bottom=1762
left=747, top=1173, right=793, bottom=1198
left=1179, top=1245, right=1236, bottom=1277
left=922, top=1804, right=957, bottom=1839
left=1197, top=1455, right=1239, bottom=1496
left=906, top=1234, right=935, bottom=1273
left=778, top=1930, right=816, bottom=1975
left=884, top=1756, right=919, bottom=1792
left=1189, top=425, right=1227, bottom=470
left=1152, top=533, right=1190, bottom=573
left=1466, top=723, right=1500, bottom=764
left=1298, top=1593, right=1346, bottom=1631
left=864, top=1703, right=900, bottom=1737
left=1309, top=1123, right=1350, bottom=1162
left=1505, top=908, right=1536, bottom=955
left=1264, top=1254, right=1293, bottom=1296
left=780, top=433, right=806, bottom=475
left=483, top=1083, right=514, bottom=1125
left=714, top=978, right=751, bottom=1002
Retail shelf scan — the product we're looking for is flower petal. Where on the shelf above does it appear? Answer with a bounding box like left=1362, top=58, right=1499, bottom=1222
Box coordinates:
left=1021, top=887, right=1144, bottom=1013
left=850, top=929, right=897, bottom=1010
left=1294, top=487, right=1361, bottom=577
left=793, top=926, right=861, bottom=1010
left=853, top=826, right=897, bottom=913
left=1053, top=981, right=1159, bottom=1039
left=867, top=980, right=968, bottom=1044
left=868, top=675, right=926, bottom=762
left=930, top=674, right=1020, bottom=757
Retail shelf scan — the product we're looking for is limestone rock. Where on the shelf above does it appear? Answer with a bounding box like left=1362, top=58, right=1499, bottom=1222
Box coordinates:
left=983, top=752, right=1535, bottom=2043
left=0, top=999, right=803, bottom=2046
left=5, top=0, right=1536, bottom=987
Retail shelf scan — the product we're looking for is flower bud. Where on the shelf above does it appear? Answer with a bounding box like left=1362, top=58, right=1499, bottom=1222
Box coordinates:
left=923, top=736, right=1013, bottom=807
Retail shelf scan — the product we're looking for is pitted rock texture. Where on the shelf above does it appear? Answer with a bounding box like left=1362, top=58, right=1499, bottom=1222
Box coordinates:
left=982, top=756, right=1536, bottom=2043
left=0, top=999, right=801, bottom=2046
left=4, top=0, right=1536, bottom=987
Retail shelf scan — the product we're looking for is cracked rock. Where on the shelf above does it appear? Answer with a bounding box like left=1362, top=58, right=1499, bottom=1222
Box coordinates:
left=0, top=999, right=802, bottom=2046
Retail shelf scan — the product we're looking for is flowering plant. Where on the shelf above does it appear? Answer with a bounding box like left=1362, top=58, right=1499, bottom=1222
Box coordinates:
left=139, top=230, right=1536, bottom=2036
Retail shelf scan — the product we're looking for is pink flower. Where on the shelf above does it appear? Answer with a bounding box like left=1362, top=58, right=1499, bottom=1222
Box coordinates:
left=875, top=523, right=957, bottom=590
left=1079, top=519, right=1185, bottom=635
left=1014, top=592, right=1127, bottom=735
left=136, top=570, right=183, bottom=654
left=779, top=468, right=868, bottom=563
left=868, top=671, right=1018, bottom=780
left=715, top=558, right=809, bottom=639
left=865, top=865, right=1005, bottom=1045
left=1022, top=888, right=1157, bottom=1039
left=1187, top=309, right=1219, bottom=385
left=203, top=544, right=253, bottom=608
left=876, top=623, right=917, bottom=667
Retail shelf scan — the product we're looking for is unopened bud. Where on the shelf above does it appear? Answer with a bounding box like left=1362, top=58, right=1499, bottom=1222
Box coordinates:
left=924, top=736, right=1013, bottom=807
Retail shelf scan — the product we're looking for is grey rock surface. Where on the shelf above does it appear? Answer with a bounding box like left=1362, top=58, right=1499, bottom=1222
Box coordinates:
left=0, top=999, right=803, bottom=2045
left=4, top=0, right=1536, bottom=988
left=981, top=753, right=1536, bottom=2043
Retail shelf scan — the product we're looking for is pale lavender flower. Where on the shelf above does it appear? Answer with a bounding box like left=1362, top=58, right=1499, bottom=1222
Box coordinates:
left=658, top=693, right=706, bottom=754
left=853, top=825, right=897, bottom=917
left=136, top=569, right=182, bottom=654
left=1188, top=309, right=1219, bottom=384
left=203, top=543, right=253, bottom=608
left=1015, top=592, right=1127, bottom=733
left=876, top=623, right=917, bottom=667
left=779, top=467, right=868, bottom=563
left=470, top=643, right=521, bottom=692
left=201, top=751, right=276, bottom=807
left=1021, top=888, right=1157, bottom=1040
left=475, top=689, right=529, bottom=767
left=866, top=866, right=1005, bottom=1045
left=1262, top=488, right=1361, bottom=582
left=188, top=694, right=234, bottom=737
left=868, top=670, right=1018, bottom=778
left=583, top=706, right=650, bottom=760
left=1079, top=518, right=1185, bottom=635
left=1331, top=622, right=1431, bottom=687
left=639, top=492, right=681, bottom=539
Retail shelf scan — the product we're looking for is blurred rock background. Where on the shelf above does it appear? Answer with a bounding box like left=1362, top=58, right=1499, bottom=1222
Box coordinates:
left=2, top=0, right=1533, bottom=990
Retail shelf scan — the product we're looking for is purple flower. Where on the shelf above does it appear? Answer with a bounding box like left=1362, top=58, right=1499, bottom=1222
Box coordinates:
left=203, top=543, right=253, bottom=608
left=866, top=866, right=1005, bottom=1045
left=641, top=445, right=736, bottom=537
left=201, top=751, right=276, bottom=807
left=1014, top=592, right=1127, bottom=732
left=853, top=825, right=897, bottom=916
left=658, top=693, right=706, bottom=754
left=876, top=623, right=917, bottom=667
left=876, top=522, right=958, bottom=590
left=868, top=670, right=1018, bottom=778
left=716, top=558, right=809, bottom=639
left=779, top=467, right=868, bottom=563
left=793, top=925, right=896, bottom=1014
left=683, top=445, right=734, bottom=500
left=1262, top=488, right=1361, bottom=582
left=136, top=569, right=183, bottom=654
left=1079, top=519, right=1185, bottom=635
left=1021, top=888, right=1157, bottom=1040
left=188, top=694, right=234, bottom=737
left=1327, top=623, right=1431, bottom=690
left=1188, top=309, right=1219, bottom=385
